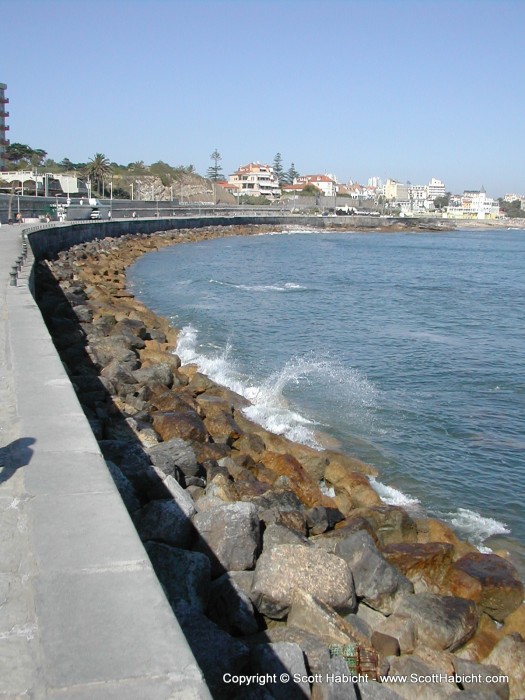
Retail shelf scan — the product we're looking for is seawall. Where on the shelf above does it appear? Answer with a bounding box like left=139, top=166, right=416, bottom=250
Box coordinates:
left=1, top=219, right=214, bottom=698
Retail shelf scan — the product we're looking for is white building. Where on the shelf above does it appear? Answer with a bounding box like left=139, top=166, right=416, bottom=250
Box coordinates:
left=294, top=174, right=338, bottom=197
left=228, top=162, right=281, bottom=200
left=367, top=176, right=383, bottom=188
left=445, top=188, right=500, bottom=220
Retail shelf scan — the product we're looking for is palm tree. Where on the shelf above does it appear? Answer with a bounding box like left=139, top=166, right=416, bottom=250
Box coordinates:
left=84, top=153, right=112, bottom=197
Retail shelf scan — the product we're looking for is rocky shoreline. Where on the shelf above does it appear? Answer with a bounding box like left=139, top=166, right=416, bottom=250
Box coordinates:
left=35, top=224, right=525, bottom=699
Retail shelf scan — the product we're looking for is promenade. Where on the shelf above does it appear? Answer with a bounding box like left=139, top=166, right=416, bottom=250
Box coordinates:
left=0, top=223, right=211, bottom=698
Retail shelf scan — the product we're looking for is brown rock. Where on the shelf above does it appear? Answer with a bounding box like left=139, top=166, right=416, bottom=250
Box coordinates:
left=351, top=505, right=418, bottom=545
left=382, top=542, right=455, bottom=592
left=288, top=589, right=362, bottom=646
left=503, top=603, right=525, bottom=638
left=485, top=634, right=525, bottom=700
left=324, top=462, right=381, bottom=511
left=152, top=410, right=208, bottom=443
left=447, top=552, right=524, bottom=622
left=416, top=518, right=477, bottom=558
left=260, top=451, right=333, bottom=509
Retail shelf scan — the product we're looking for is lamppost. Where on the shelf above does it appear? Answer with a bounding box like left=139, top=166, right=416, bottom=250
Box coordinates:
left=130, top=182, right=134, bottom=201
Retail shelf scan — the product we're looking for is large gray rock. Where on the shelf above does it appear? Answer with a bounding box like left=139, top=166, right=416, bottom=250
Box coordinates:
left=89, top=335, right=139, bottom=367
left=453, top=658, right=509, bottom=699
left=145, top=542, right=210, bottom=613
left=288, top=589, right=360, bottom=646
left=193, top=501, right=261, bottom=578
left=173, top=600, right=249, bottom=700
left=393, top=593, right=479, bottom=652
left=315, top=657, right=359, bottom=699
left=133, top=497, right=195, bottom=547
left=251, top=642, right=310, bottom=700
left=262, top=523, right=310, bottom=552
left=330, top=530, right=413, bottom=614
left=383, top=655, right=458, bottom=698
left=208, top=573, right=259, bottom=636
left=357, top=681, right=403, bottom=699
left=146, top=437, right=200, bottom=478
left=133, top=362, right=173, bottom=388
left=252, top=544, right=355, bottom=619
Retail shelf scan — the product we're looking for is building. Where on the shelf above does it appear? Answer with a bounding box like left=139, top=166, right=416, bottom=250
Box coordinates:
left=294, top=174, right=338, bottom=197
left=427, top=177, right=446, bottom=200
left=445, top=188, right=500, bottom=220
left=0, top=83, right=9, bottom=170
left=0, top=170, right=88, bottom=197
left=384, top=178, right=409, bottom=202
left=228, top=162, right=281, bottom=200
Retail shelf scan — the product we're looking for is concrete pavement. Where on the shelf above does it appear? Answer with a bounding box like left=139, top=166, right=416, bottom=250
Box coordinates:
left=0, top=223, right=211, bottom=698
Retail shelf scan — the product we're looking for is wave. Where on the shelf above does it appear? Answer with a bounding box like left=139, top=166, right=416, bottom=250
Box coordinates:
left=209, top=279, right=306, bottom=292
left=369, top=477, right=421, bottom=509
left=175, top=325, right=376, bottom=447
left=441, top=507, right=510, bottom=550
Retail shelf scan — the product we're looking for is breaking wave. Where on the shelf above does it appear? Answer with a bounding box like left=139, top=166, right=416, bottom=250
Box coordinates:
left=175, top=325, right=376, bottom=447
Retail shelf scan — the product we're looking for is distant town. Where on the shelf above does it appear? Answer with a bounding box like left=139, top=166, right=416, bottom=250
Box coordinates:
left=1, top=81, right=523, bottom=221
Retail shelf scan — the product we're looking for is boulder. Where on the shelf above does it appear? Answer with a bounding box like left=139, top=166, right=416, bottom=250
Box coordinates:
left=382, top=542, right=455, bottom=593
left=323, top=463, right=381, bottom=511
left=305, top=506, right=345, bottom=535
left=133, top=497, right=195, bottom=547
left=288, top=590, right=362, bottom=646
left=89, top=335, right=139, bottom=367
left=262, top=523, right=310, bottom=552
left=152, top=409, right=208, bottom=443
left=133, top=363, right=173, bottom=388
left=260, top=451, right=334, bottom=509
left=447, top=553, right=524, bottom=622
left=453, top=658, right=509, bottom=699
left=393, top=593, right=479, bottom=652
left=193, top=501, right=261, bottom=578
left=145, top=542, right=210, bottom=613
left=382, top=655, right=458, bottom=698
left=207, top=572, right=259, bottom=636
left=484, top=634, right=525, bottom=700
left=350, top=506, right=418, bottom=546
left=173, top=600, right=249, bottom=700
left=251, top=544, right=355, bottom=619
left=374, top=614, right=416, bottom=655
left=100, top=358, right=138, bottom=393
left=248, top=489, right=308, bottom=534
left=188, top=371, right=217, bottom=394
left=250, top=642, right=311, bottom=700
left=330, top=530, right=413, bottom=614
left=105, top=459, right=141, bottom=514
left=146, top=437, right=201, bottom=478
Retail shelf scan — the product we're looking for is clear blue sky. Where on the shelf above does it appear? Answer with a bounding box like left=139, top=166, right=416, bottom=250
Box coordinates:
left=2, top=0, right=524, bottom=196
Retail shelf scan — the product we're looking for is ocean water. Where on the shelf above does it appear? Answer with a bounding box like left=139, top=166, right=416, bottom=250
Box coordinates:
left=128, top=229, right=525, bottom=571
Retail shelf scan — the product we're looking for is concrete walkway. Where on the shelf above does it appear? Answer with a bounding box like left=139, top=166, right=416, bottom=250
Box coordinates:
left=0, top=224, right=211, bottom=698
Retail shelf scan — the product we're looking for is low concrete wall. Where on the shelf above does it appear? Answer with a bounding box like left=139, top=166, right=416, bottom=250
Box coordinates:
left=25, top=214, right=445, bottom=261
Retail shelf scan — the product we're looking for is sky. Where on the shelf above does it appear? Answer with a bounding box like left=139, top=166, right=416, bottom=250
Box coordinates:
left=1, top=0, right=524, bottom=196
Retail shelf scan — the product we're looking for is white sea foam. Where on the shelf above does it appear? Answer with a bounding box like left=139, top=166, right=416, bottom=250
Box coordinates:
left=209, top=279, right=306, bottom=292
left=175, top=325, right=375, bottom=447
left=369, top=477, right=421, bottom=509
left=443, top=507, right=510, bottom=549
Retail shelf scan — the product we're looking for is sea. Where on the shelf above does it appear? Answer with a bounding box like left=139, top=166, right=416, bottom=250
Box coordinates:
left=127, top=228, right=525, bottom=575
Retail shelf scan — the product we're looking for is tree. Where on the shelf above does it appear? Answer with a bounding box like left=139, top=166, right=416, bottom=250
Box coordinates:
left=273, top=153, right=284, bottom=185
left=300, top=184, right=322, bottom=196
left=4, top=142, right=46, bottom=168
left=207, top=149, right=224, bottom=181
left=434, top=192, right=450, bottom=210
left=499, top=198, right=525, bottom=218
left=285, top=162, right=300, bottom=184
left=84, top=153, right=112, bottom=197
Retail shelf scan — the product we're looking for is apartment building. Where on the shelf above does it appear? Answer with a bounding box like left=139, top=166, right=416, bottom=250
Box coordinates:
left=0, top=83, right=9, bottom=170
left=385, top=178, right=409, bottom=202
left=228, top=162, right=281, bottom=200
